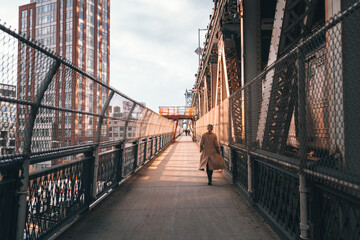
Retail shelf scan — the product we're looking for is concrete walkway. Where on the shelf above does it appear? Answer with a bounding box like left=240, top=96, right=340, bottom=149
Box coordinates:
left=59, top=135, right=278, bottom=240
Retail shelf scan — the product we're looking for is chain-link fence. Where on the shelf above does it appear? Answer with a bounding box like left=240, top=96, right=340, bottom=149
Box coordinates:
left=196, top=0, right=360, bottom=193
left=248, top=0, right=359, bottom=190
left=195, top=1, right=360, bottom=239
left=0, top=20, right=175, bottom=239
left=0, top=22, right=174, bottom=165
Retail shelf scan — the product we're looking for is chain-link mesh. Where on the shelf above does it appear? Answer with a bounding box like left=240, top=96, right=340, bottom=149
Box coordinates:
left=0, top=22, right=174, bottom=167
left=250, top=2, right=360, bottom=188
left=0, top=7, right=175, bottom=240
left=299, top=4, right=360, bottom=190
left=0, top=27, right=32, bottom=160
left=196, top=1, right=360, bottom=194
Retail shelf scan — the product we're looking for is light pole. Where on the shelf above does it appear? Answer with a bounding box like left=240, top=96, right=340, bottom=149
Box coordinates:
left=196, top=28, right=207, bottom=66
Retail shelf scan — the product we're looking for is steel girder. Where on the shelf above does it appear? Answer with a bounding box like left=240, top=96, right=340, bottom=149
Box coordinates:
left=193, top=0, right=241, bottom=112
left=257, top=0, right=321, bottom=153
left=209, top=44, right=219, bottom=110
left=224, top=39, right=241, bottom=95
left=230, top=90, right=244, bottom=143
left=205, top=69, right=212, bottom=112
left=279, top=0, right=320, bottom=55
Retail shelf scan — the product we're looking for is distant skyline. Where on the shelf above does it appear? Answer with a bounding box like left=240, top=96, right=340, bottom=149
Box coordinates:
left=0, top=0, right=213, bottom=112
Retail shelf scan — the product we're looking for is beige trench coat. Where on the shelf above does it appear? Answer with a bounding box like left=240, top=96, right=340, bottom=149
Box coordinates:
left=199, top=132, right=227, bottom=170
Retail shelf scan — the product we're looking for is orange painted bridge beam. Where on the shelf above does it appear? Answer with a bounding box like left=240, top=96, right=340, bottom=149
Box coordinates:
left=159, top=106, right=195, bottom=141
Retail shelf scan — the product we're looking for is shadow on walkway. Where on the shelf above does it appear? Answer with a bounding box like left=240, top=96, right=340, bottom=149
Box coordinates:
left=59, top=135, right=279, bottom=240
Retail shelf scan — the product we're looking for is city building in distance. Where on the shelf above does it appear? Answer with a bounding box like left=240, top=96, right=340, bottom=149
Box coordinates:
left=18, top=0, right=110, bottom=169
left=108, top=102, right=146, bottom=140
left=0, top=84, right=16, bottom=156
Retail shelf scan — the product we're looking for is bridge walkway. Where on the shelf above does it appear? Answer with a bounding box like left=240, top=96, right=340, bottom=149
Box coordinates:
left=59, top=135, right=278, bottom=240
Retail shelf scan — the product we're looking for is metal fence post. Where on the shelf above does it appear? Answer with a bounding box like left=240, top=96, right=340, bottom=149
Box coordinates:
left=92, top=90, right=114, bottom=200
left=92, top=145, right=100, bottom=199
left=160, top=135, right=162, bottom=149
left=150, top=137, right=153, bottom=158
left=156, top=135, right=159, bottom=152
left=247, top=154, right=253, bottom=197
left=115, top=142, right=123, bottom=182
left=84, top=149, right=95, bottom=206
left=154, top=137, right=156, bottom=155
left=245, top=84, right=253, bottom=198
left=153, top=136, right=156, bottom=154
left=134, top=139, right=140, bottom=172
left=148, top=137, right=151, bottom=159
left=144, top=137, right=148, bottom=162
left=299, top=174, right=309, bottom=239
left=152, top=137, right=155, bottom=156
left=121, top=142, right=126, bottom=178
left=297, top=48, right=309, bottom=240
left=156, top=136, right=159, bottom=153
left=160, top=135, right=162, bottom=150
left=16, top=60, right=60, bottom=240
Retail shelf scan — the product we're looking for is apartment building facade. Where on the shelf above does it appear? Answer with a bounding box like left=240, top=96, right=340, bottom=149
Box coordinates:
left=0, top=84, right=16, bottom=156
left=18, top=0, right=110, bottom=168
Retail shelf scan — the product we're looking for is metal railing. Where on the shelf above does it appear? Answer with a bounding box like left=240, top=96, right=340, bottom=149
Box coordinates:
left=0, top=19, right=175, bottom=239
left=159, top=106, right=194, bottom=117
left=196, top=1, right=360, bottom=239
left=22, top=133, right=172, bottom=240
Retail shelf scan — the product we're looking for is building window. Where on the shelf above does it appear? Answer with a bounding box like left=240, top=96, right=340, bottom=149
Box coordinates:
left=22, top=10, right=27, bottom=18
left=66, top=21, right=72, bottom=30
left=66, top=0, right=73, bottom=8
left=21, top=11, right=27, bottom=29
left=38, top=14, right=54, bottom=24
left=66, top=33, right=72, bottom=42
left=65, top=128, right=71, bottom=137
left=67, top=10, right=73, bottom=19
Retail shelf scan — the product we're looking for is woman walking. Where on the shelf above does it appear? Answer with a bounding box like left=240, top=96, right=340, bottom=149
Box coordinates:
left=199, top=124, right=227, bottom=185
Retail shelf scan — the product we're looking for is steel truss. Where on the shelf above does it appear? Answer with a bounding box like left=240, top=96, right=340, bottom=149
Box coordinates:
left=193, top=0, right=360, bottom=239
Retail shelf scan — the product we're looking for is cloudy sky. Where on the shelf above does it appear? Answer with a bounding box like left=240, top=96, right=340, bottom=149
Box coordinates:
left=0, top=0, right=213, bottom=112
